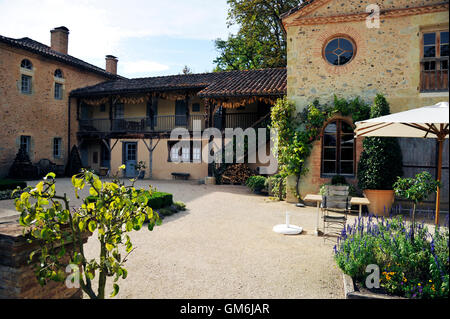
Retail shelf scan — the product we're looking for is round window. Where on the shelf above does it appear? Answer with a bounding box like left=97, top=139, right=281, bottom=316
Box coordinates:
left=323, top=37, right=355, bottom=66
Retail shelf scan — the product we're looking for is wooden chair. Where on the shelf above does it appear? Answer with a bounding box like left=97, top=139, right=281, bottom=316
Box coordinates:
left=321, top=185, right=351, bottom=237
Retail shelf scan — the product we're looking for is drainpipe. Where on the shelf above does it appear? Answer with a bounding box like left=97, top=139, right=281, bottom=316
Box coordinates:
left=67, top=97, right=71, bottom=173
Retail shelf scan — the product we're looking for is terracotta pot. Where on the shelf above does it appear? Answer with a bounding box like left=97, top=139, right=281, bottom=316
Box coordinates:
left=363, top=189, right=395, bottom=217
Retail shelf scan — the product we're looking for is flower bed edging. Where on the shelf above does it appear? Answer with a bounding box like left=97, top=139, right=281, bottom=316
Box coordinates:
left=343, top=273, right=406, bottom=299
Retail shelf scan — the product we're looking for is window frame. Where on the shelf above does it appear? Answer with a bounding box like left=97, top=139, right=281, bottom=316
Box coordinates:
left=320, top=119, right=356, bottom=178
left=20, top=135, right=31, bottom=155
left=21, top=74, right=32, bottom=94
left=420, top=29, right=449, bottom=92
left=53, top=137, right=62, bottom=159
left=167, top=140, right=202, bottom=163
left=20, top=59, right=33, bottom=70
left=322, top=35, right=357, bottom=67
left=54, top=82, right=63, bottom=100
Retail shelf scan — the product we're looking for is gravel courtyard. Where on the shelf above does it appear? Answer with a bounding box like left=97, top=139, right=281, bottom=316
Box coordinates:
left=1, top=178, right=346, bottom=299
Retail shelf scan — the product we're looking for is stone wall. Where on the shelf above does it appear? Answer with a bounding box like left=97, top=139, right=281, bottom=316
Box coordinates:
left=0, top=220, right=87, bottom=299
left=0, top=43, right=109, bottom=177
left=285, top=1, right=449, bottom=200
left=286, top=8, right=449, bottom=113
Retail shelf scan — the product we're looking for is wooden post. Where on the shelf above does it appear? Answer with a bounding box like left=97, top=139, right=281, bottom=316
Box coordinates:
left=435, top=136, right=444, bottom=226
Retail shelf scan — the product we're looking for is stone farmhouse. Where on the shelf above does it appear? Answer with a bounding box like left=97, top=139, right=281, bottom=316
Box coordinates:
left=282, top=0, right=449, bottom=207
left=0, top=0, right=448, bottom=208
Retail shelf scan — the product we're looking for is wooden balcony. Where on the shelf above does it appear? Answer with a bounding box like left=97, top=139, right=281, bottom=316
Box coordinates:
left=78, top=115, right=206, bottom=135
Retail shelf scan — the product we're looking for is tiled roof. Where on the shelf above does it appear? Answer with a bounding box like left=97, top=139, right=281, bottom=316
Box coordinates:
left=280, top=0, right=317, bottom=19
left=71, top=68, right=287, bottom=98
left=0, top=35, right=120, bottom=79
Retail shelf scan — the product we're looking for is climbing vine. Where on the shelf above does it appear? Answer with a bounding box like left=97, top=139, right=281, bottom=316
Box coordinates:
left=271, top=95, right=371, bottom=199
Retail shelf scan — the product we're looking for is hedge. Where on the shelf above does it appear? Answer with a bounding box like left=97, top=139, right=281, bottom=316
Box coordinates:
left=0, top=179, right=27, bottom=191
left=145, top=191, right=173, bottom=210
left=85, top=191, right=173, bottom=210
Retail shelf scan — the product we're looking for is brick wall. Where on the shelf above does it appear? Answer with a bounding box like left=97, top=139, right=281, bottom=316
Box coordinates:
left=0, top=221, right=89, bottom=299
left=0, top=43, right=109, bottom=177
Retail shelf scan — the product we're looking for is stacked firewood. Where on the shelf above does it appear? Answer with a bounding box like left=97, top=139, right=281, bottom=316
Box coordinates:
left=221, top=164, right=256, bottom=185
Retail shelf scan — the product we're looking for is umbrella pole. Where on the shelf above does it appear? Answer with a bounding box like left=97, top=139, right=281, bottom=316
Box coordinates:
left=435, top=138, right=443, bottom=226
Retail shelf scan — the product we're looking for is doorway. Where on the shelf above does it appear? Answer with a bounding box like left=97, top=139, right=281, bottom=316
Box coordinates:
left=123, top=142, right=138, bottom=178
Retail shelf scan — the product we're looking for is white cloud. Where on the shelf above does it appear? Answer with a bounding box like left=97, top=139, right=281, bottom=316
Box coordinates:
left=0, top=0, right=234, bottom=68
left=121, top=60, right=169, bottom=75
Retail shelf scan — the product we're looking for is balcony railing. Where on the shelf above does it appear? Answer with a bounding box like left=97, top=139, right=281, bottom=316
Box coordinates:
left=79, top=115, right=207, bottom=134
left=420, top=57, right=449, bottom=92
left=213, top=113, right=260, bottom=130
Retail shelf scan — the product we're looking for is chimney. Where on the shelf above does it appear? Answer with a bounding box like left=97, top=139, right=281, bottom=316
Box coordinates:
left=105, top=55, right=118, bottom=75
left=50, top=26, right=69, bottom=54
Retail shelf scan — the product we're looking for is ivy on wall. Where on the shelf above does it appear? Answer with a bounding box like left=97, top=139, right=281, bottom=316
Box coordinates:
left=271, top=95, right=371, bottom=199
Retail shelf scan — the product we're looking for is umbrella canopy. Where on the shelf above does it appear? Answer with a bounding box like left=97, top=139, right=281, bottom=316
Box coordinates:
left=355, top=102, right=449, bottom=139
left=355, top=101, right=449, bottom=225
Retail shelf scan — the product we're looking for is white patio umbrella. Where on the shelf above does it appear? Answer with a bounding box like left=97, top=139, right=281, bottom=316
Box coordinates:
left=355, top=101, right=449, bottom=225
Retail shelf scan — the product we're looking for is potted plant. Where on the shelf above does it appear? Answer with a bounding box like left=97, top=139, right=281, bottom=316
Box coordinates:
left=245, top=176, right=267, bottom=194
left=135, top=161, right=146, bottom=179
left=393, top=171, right=440, bottom=238
left=357, top=94, right=403, bottom=216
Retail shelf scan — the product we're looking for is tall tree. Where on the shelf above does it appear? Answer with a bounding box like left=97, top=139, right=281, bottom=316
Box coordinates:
left=214, top=0, right=299, bottom=71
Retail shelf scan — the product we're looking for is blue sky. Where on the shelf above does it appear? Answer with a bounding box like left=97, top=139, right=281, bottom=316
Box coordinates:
left=0, top=0, right=237, bottom=78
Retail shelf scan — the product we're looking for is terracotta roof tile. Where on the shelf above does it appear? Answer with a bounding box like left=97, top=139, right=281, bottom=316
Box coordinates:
left=0, top=35, right=120, bottom=79
left=71, top=68, right=287, bottom=98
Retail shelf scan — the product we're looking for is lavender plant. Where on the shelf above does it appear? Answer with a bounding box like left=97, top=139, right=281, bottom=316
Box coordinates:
left=334, top=215, right=449, bottom=299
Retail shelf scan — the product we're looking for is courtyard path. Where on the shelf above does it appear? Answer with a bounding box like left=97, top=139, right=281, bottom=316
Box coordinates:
left=2, top=178, right=345, bottom=299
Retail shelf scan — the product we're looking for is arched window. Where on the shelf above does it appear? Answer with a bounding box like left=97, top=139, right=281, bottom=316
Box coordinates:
left=322, top=119, right=355, bottom=176
left=20, top=59, right=33, bottom=70
left=54, top=69, right=63, bottom=78
left=323, top=36, right=355, bottom=66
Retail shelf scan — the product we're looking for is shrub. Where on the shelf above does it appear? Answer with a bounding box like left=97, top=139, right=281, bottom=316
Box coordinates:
left=0, top=179, right=27, bottom=191
left=173, top=201, right=187, bottom=211
left=144, top=191, right=173, bottom=210
left=357, top=94, right=403, bottom=190
left=394, top=171, right=440, bottom=234
left=334, top=215, right=449, bottom=299
left=267, top=174, right=286, bottom=200
left=245, top=176, right=267, bottom=192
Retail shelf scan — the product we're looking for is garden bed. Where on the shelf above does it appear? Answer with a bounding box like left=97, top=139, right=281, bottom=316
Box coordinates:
left=343, top=273, right=405, bottom=299
left=335, top=215, right=449, bottom=299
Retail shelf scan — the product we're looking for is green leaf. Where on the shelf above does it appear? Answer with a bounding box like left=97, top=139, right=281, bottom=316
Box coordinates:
left=89, top=187, right=98, bottom=196
left=45, top=172, right=56, bottom=179
left=93, top=179, right=102, bottom=191
left=119, top=165, right=126, bottom=170
left=126, top=220, right=133, bottom=232
left=36, top=182, right=44, bottom=194
left=88, top=220, right=97, bottom=232
left=106, top=243, right=114, bottom=251
left=110, top=284, right=119, bottom=297
left=78, top=220, right=86, bottom=232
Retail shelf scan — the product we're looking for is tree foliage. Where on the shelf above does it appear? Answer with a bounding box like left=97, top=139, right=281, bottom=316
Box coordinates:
left=357, top=94, right=404, bottom=190
left=213, top=0, right=299, bottom=71
left=14, top=167, right=161, bottom=299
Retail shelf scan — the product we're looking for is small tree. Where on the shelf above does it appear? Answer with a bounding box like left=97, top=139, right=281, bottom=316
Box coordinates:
left=394, top=171, right=440, bottom=239
left=357, top=94, right=403, bottom=190
left=14, top=166, right=161, bottom=299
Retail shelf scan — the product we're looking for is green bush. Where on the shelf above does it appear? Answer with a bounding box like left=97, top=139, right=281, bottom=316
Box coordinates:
left=245, top=176, right=267, bottom=192
left=144, top=191, right=173, bottom=210
left=335, top=216, right=449, bottom=299
left=267, top=174, right=286, bottom=200
left=173, top=201, right=187, bottom=211
left=0, top=179, right=27, bottom=191
left=357, top=94, right=403, bottom=190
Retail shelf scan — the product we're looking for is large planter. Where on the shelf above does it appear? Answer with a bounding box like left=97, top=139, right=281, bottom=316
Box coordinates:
left=363, top=189, right=395, bottom=216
